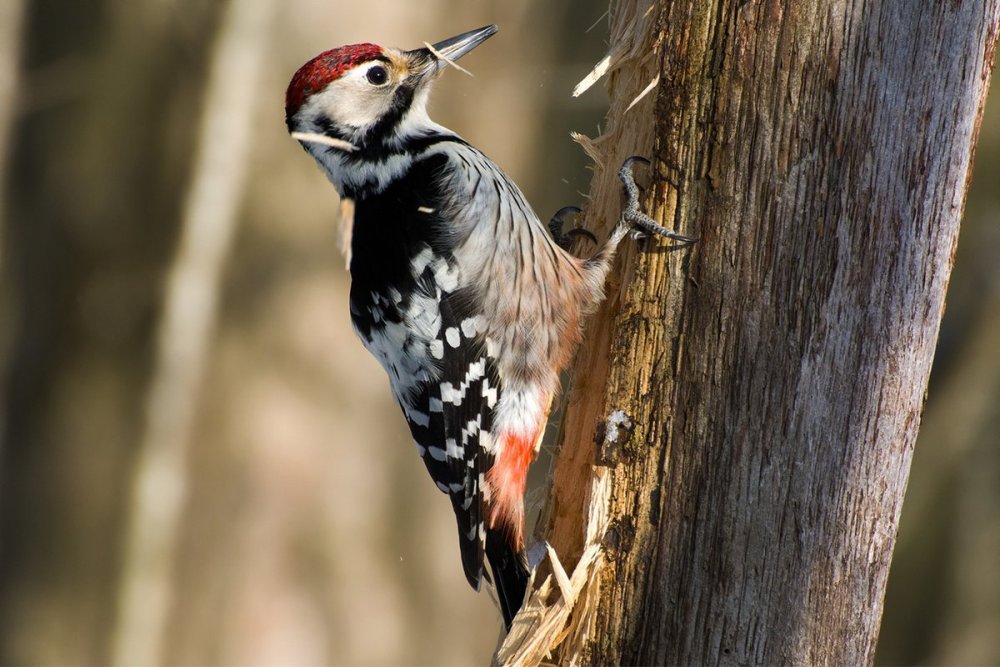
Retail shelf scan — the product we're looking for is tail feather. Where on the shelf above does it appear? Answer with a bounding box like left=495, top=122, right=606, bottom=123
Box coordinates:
left=485, top=528, right=529, bottom=629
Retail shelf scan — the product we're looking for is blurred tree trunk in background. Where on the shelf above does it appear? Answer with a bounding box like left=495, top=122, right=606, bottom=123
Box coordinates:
left=0, top=1, right=223, bottom=663
left=0, top=0, right=24, bottom=245
left=112, top=1, right=273, bottom=664
left=528, top=0, right=999, bottom=664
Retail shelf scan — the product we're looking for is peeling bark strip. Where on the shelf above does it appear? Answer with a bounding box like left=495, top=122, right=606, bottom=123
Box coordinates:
left=500, top=0, right=999, bottom=665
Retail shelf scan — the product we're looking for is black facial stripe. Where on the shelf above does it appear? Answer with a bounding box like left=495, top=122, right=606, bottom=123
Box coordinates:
left=312, top=109, right=469, bottom=194
left=365, top=82, right=416, bottom=145
left=314, top=115, right=350, bottom=143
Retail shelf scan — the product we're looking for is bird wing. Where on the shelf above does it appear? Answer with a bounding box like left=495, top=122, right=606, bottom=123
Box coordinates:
left=347, top=147, right=501, bottom=590
left=399, top=272, right=498, bottom=590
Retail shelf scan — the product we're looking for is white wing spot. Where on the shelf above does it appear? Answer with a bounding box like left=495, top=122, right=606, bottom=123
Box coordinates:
left=480, top=474, right=492, bottom=502
left=461, top=417, right=481, bottom=446
left=445, top=327, right=461, bottom=348
left=440, top=382, right=464, bottom=406
left=460, top=317, right=479, bottom=338
left=482, top=378, right=498, bottom=408
left=406, top=409, right=430, bottom=428
left=480, top=429, right=495, bottom=454
left=432, top=259, right=460, bottom=292
left=411, top=246, right=434, bottom=275
left=428, top=446, right=447, bottom=462
left=465, top=358, right=486, bottom=383
left=429, top=339, right=444, bottom=359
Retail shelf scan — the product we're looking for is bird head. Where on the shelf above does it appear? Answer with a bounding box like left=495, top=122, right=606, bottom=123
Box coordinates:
left=285, top=25, right=497, bottom=155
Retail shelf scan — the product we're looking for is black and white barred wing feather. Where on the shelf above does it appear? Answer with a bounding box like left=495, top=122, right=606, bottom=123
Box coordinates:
left=399, top=274, right=498, bottom=590
left=348, top=148, right=527, bottom=621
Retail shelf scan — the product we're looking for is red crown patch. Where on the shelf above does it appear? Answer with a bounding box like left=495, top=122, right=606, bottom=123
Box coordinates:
left=286, top=43, right=383, bottom=116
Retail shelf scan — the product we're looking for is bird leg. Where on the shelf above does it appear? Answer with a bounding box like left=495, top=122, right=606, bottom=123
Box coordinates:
left=619, top=156, right=697, bottom=244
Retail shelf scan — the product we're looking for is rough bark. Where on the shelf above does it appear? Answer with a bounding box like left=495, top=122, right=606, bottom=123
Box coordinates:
left=512, top=1, right=999, bottom=665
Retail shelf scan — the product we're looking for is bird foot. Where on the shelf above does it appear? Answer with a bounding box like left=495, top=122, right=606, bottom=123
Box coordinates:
left=619, top=157, right=697, bottom=244
left=548, top=205, right=598, bottom=250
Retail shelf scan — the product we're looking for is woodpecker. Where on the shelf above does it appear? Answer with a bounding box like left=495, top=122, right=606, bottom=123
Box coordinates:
left=285, top=24, right=694, bottom=628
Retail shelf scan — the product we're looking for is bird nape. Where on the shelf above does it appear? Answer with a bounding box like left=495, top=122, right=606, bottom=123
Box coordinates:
left=284, top=23, right=695, bottom=630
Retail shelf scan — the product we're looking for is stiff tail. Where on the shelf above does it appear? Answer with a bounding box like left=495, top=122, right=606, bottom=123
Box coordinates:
left=485, top=528, right=529, bottom=629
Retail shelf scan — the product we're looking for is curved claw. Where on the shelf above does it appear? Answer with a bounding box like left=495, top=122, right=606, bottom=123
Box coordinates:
left=548, top=205, right=597, bottom=250
left=625, top=209, right=698, bottom=244
left=618, top=156, right=696, bottom=246
left=564, top=228, right=599, bottom=245
left=549, top=205, right=582, bottom=230
left=620, top=155, right=650, bottom=171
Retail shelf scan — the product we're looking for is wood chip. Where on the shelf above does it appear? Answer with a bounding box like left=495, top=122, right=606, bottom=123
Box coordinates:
left=290, top=131, right=357, bottom=152
left=423, top=41, right=474, bottom=77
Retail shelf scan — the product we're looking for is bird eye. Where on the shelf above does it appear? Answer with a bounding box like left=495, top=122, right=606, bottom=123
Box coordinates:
left=366, top=65, right=388, bottom=86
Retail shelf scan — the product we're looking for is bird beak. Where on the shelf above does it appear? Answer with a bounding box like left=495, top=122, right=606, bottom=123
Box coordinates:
left=410, top=24, right=498, bottom=76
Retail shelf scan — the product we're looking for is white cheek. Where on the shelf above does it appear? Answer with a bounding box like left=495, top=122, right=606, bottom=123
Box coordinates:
left=314, top=79, right=392, bottom=130
left=335, top=90, right=391, bottom=127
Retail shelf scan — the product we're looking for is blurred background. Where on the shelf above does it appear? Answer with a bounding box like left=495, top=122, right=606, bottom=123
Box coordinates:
left=0, top=0, right=995, bottom=665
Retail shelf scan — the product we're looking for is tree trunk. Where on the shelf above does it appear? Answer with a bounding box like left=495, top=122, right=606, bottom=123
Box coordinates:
left=499, top=0, right=999, bottom=664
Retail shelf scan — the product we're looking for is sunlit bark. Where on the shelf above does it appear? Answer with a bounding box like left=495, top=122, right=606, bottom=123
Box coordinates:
left=501, top=1, right=999, bottom=664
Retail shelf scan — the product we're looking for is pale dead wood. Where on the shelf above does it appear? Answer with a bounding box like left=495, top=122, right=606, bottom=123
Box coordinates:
left=338, top=198, right=356, bottom=269
left=422, top=41, right=476, bottom=77
left=291, top=131, right=358, bottom=152
left=495, top=1, right=665, bottom=663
